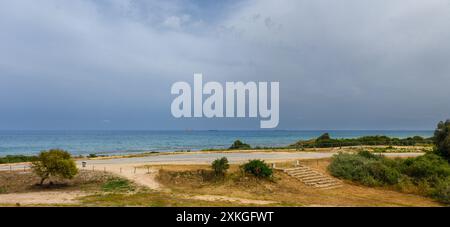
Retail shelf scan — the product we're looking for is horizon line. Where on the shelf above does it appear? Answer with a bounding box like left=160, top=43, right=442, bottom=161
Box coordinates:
left=0, top=129, right=435, bottom=131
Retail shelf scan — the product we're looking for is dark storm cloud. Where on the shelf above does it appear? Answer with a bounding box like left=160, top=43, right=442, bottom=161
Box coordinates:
left=0, top=0, right=449, bottom=129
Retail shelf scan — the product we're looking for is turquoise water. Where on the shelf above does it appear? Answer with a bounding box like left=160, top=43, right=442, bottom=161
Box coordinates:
left=0, top=130, right=433, bottom=156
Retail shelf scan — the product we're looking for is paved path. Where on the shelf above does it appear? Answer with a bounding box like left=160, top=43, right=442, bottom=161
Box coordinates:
left=0, top=151, right=425, bottom=171
left=0, top=151, right=425, bottom=191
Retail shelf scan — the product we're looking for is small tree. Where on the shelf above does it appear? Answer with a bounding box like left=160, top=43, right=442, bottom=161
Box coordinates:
left=229, top=140, right=251, bottom=150
left=31, top=149, right=78, bottom=185
left=241, top=160, right=273, bottom=178
left=317, top=133, right=331, bottom=140
left=434, top=120, right=450, bottom=161
left=211, top=157, right=229, bottom=176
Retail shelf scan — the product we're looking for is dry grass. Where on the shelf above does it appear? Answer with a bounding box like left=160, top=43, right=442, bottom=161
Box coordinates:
left=155, top=163, right=441, bottom=207
left=0, top=170, right=115, bottom=194
left=79, top=191, right=261, bottom=207
left=1, top=154, right=442, bottom=207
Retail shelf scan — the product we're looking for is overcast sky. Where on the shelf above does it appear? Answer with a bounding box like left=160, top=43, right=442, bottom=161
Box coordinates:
left=1, top=0, right=449, bottom=130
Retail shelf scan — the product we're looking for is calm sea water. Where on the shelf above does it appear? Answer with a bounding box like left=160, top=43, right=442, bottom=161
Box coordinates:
left=0, top=130, right=433, bottom=156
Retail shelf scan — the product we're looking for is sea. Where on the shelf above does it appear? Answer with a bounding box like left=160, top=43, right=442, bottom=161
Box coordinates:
left=0, top=130, right=433, bottom=156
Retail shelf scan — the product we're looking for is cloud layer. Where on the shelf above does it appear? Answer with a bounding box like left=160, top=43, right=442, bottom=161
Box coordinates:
left=1, top=0, right=449, bottom=130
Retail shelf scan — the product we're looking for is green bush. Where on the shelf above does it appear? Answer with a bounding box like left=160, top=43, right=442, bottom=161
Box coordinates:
left=328, top=151, right=450, bottom=204
left=434, top=119, right=450, bottom=161
left=366, top=161, right=402, bottom=185
left=317, top=133, right=331, bottom=140
left=327, top=151, right=400, bottom=186
left=0, top=155, right=36, bottom=164
left=291, top=134, right=433, bottom=148
left=433, top=179, right=450, bottom=204
left=31, top=149, right=78, bottom=185
left=229, top=140, right=251, bottom=150
left=400, top=154, right=450, bottom=181
left=211, top=157, right=230, bottom=176
left=357, top=150, right=382, bottom=160
left=241, top=160, right=273, bottom=178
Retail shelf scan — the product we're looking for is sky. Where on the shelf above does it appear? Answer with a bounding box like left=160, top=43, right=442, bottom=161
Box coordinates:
left=0, top=0, right=450, bottom=130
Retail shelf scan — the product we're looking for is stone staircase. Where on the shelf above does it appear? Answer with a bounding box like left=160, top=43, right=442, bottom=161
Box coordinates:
left=282, top=165, right=342, bottom=189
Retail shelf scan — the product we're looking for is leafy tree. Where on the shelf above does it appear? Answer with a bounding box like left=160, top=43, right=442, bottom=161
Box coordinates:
left=211, top=157, right=230, bottom=176
left=229, top=140, right=251, bottom=150
left=434, top=120, right=450, bottom=161
left=317, top=133, right=331, bottom=140
left=241, top=160, right=273, bottom=178
left=31, top=149, right=78, bottom=185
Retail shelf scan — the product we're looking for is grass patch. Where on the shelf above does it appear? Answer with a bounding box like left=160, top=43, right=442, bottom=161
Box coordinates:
left=102, top=178, right=135, bottom=192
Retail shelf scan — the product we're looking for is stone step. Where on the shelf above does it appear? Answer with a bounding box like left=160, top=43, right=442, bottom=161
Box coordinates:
left=286, top=169, right=311, bottom=174
left=305, top=178, right=338, bottom=184
left=285, top=168, right=309, bottom=173
left=287, top=166, right=308, bottom=169
left=301, top=175, right=329, bottom=181
left=282, top=165, right=343, bottom=190
left=289, top=170, right=317, bottom=175
left=291, top=172, right=319, bottom=178
left=288, top=171, right=312, bottom=176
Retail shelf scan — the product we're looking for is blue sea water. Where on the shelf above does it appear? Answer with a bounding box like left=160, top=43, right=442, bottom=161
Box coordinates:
left=0, top=130, right=433, bottom=156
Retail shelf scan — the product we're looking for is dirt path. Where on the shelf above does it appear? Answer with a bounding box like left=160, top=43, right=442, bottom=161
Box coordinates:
left=81, top=163, right=161, bottom=190
left=0, top=191, right=87, bottom=205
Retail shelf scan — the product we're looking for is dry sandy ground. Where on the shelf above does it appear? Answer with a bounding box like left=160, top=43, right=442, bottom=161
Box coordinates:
left=0, top=191, right=87, bottom=205
left=0, top=151, right=433, bottom=206
left=85, top=163, right=162, bottom=190
left=75, top=151, right=423, bottom=191
left=189, top=195, right=276, bottom=205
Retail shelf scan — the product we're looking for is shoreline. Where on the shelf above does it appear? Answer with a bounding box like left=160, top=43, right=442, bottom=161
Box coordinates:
left=0, top=149, right=426, bottom=171
left=0, top=130, right=434, bottom=157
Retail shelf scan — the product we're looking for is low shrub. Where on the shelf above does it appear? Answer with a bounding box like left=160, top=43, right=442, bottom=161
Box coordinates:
left=241, top=160, right=273, bottom=179
left=357, top=150, right=382, bottom=160
left=211, top=157, right=230, bottom=176
left=328, top=151, right=401, bottom=186
left=0, top=155, right=36, bottom=164
left=291, top=134, right=433, bottom=148
left=433, top=179, right=450, bottom=204
left=328, top=151, right=450, bottom=204
left=400, top=154, right=450, bottom=181
left=229, top=140, right=251, bottom=150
